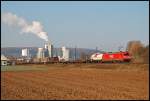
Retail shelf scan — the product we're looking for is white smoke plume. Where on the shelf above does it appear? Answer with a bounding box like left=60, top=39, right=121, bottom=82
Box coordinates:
left=2, top=12, right=48, bottom=41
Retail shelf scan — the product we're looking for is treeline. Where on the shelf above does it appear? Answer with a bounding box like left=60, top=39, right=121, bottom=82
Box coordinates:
left=126, top=41, right=149, bottom=63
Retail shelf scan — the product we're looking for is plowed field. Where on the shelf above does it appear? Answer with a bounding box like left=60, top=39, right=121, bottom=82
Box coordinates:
left=1, top=64, right=149, bottom=100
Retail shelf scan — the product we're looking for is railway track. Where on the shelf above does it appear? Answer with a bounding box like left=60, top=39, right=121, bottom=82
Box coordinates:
left=14, top=60, right=147, bottom=65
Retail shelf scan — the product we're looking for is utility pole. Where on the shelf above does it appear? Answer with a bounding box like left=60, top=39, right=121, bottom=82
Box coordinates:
left=96, top=46, right=98, bottom=53
left=55, top=48, right=58, bottom=57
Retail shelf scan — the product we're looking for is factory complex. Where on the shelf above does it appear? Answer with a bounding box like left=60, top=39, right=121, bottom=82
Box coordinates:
left=1, top=41, right=70, bottom=65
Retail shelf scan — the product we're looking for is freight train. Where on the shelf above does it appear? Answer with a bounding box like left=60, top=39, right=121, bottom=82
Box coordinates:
left=90, top=51, right=131, bottom=63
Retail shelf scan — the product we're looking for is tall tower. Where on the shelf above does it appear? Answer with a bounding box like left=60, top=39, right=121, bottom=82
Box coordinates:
left=62, top=46, right=69, bottom=61
left=45, top=41, right=53, bottom=58
left=44, top=43, right=49, bottom=57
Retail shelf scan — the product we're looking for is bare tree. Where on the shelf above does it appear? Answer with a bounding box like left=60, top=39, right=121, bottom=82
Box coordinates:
left=142, top=45, right=149, bottom=63
left=126, top=40, right=145, bottom=63
left=127, top=41, right=144, bottom=55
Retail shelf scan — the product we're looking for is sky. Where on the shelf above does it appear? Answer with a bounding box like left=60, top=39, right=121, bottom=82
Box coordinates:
left=1, top=1, right=149, bottom=52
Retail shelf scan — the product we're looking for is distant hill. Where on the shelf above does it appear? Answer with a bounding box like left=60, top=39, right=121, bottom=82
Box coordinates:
left=1, top=47, right=104, bottom=59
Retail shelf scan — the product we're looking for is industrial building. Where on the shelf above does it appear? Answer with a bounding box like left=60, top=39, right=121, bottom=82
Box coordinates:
left=1, top=54, right=9, bottom=66
left=44, top=41, right=53, bottom=58
left=22, top=48, right=29, bottom=57
left=37, top=48, right=45, bottom=59
left=49, top=44, right=53, bottom=57
left=37, top=41, right=53, bottom=59
left=19, top=43, right=72, bottom=63
left=59, top=46, right=70, bottom=61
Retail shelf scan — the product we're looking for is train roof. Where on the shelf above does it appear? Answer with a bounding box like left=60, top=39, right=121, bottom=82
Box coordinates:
left=104, top=51, right=129, bottom=54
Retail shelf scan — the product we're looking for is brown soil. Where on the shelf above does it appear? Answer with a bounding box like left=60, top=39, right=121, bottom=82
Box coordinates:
left=1, top=64, right=149, bottom=100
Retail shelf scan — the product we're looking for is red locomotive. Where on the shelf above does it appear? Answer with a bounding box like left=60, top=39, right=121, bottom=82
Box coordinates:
left=90, top=51, right=131, bottom=63
left=102, top=51, right=131, bottom=62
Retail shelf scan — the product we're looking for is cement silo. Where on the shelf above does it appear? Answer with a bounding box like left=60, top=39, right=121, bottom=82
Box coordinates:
left=37, top=48, right=44, bottom=58
left=22, top=48, right=29, bottom=57
left=62, top=46, right=69, bottom=61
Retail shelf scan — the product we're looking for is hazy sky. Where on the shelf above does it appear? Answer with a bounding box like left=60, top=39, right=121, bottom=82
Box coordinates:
left=1, top=1, right=149, bottom=52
